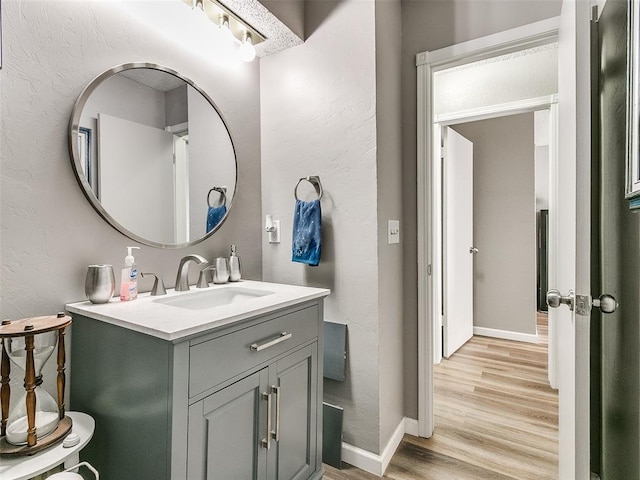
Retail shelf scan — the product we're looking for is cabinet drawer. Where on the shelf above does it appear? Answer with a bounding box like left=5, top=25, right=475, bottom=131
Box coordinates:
left=189, top=305, right=318, bottom=398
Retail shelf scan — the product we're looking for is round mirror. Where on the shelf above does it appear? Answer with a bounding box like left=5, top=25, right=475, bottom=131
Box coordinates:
left=69, top=63, right=237, bottom=248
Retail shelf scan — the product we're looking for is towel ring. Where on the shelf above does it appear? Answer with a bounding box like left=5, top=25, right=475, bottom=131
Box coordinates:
left=207, top=187, right=227, bottom=208
left=294, top=176, right=323, bottom=201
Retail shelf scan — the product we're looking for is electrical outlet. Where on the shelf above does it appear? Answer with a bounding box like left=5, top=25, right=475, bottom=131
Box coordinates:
left=388, top=220, right=400, bottom=244
left=269, top=220, right=281, bottom=243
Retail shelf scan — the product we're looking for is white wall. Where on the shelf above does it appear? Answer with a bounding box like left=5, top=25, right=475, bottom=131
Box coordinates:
left=535, top=109, right=551, bottom=210
left=1, top=0, right=262, bottom=401
left=434, top=44, right=558, bottom=117
left=536, top=146, right=551, bottom=210
left=260, top=0, right=383, bottom=454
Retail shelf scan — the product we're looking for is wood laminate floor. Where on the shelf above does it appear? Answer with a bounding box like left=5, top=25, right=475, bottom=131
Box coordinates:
left=324, top=312, right=558, bottom=480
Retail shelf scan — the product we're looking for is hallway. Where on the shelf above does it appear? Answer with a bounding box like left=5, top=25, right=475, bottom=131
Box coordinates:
left=324, top=313, right=558, bottom=479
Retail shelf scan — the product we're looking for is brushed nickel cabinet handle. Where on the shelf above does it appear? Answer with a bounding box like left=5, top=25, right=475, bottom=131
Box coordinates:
left=271, top=385, right=281, bottom=442
left=250, top=332, right=292, bottom=352
left=261, top=391, right=272, bottom=450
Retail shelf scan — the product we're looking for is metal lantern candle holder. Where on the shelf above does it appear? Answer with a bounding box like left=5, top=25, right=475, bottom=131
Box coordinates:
left=0, top=313, right=73, bottom=456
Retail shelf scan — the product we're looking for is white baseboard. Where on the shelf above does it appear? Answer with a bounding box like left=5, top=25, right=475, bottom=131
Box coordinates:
left=404, top=417, right=420, bottom=437
left=341, top=442, right=384, bottom=477
left=341, top=417, right=416, bottom=477
left=473, top=326, right=538, bottom=344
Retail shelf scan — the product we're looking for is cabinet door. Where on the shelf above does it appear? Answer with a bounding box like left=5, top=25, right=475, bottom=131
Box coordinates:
left=188, top=368, right=270, bottom=480
left=268, top=344, right=318, bottom=480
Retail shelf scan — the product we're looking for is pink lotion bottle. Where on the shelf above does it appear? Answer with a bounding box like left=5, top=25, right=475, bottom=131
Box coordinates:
left=120, top=246, right=140, bottom=301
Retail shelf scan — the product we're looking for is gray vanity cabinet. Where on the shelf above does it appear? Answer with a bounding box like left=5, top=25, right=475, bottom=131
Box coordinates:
left=187, top=368, right=269, bottom=479
left=268, top=344, right=318, bottom=480
left=69, top=300, right=324, bottom=480
left=187, top=344, right=318, bottom=480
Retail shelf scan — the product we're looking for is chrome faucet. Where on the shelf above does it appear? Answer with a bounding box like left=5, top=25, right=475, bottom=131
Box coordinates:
left=175, top=254, right=208, bottom=291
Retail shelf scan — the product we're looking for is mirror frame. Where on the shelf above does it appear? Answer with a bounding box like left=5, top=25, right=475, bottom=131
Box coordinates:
left=68, top=62, right=238, bottom=248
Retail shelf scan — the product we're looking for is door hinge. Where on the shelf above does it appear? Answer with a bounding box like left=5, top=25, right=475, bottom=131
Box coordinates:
left=427, top=264, right=432, bottom=276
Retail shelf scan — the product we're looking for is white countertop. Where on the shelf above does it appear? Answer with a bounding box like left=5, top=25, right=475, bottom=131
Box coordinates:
left=65, top=280, right=330, bottom=342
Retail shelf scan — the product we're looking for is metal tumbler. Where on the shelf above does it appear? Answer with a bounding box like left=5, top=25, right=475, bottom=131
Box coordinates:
left=85, top=264, right=116, bottom=304
left=212, top=257, right=230, bottom=284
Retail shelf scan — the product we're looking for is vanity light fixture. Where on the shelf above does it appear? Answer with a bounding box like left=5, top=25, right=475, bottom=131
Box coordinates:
left=187, top=0, right=265, bottom=62
left=238, top=32, right=256, bottom=63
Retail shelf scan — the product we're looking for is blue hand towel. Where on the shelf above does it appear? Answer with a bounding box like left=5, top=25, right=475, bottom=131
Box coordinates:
left=292, top=199, right=321, bottom=266
left=207, top=205, right=227, bottom=233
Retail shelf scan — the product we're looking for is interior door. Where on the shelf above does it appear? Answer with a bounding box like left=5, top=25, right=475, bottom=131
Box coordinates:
left=551, top=0, right=593, bottom=477
left=597, top=0, right=638, bottom=477
left=98, top=113, right=176, bottom=244
left=442, top=126, right=474, bottom=358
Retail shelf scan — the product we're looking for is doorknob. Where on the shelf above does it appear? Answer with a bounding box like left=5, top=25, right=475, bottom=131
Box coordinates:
left=592, top=294, right=618, bottom=314
left=547, top=290, right=618, bottom=314
left=546, top=289, right=574, bottom=311
left=469, top=247, right=479, bottom=254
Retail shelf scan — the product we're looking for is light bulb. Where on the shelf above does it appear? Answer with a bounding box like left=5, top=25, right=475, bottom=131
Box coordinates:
left=239, top=32, right=256, bottom=62
left=219, top=14, right=234, bottom=41
left=192, top=0, right=207, bottom=20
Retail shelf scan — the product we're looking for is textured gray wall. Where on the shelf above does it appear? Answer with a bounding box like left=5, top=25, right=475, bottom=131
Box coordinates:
left=400, top=0, right=563, bottom=420
left=261, top=0, right=406, bottom=455
left=453, top=114, right=537, bottom=336
left=260, top=0, right=382, bottom=453
left=375, top=0, right=405, bottom=450
left=598, top=0, right=640, bottom=476
left=1, top=0, right=262, bottom=398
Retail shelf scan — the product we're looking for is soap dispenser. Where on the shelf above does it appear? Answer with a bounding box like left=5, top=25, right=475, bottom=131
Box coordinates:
left=120, top=246, right=140, bottom=301
left=229, top=244, right=241, bottom=282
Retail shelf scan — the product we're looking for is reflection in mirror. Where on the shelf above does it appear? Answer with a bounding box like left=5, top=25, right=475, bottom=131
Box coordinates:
left=206, top=186, right=228, bottom=233
left=69, top=63, right=237, bottom=248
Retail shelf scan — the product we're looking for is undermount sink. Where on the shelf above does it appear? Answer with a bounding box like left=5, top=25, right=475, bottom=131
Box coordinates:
left=153, top=287, right=274, bottom=311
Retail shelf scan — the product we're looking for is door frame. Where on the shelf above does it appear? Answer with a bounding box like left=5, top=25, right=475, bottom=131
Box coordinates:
left=432, top=99, right=558, bottom=365
left=416, top=16, right=560, bottom=438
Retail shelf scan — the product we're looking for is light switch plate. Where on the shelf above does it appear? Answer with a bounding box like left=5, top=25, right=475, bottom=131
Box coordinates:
left=388, top=220, right=400, bottom=244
